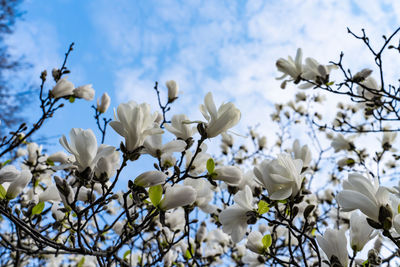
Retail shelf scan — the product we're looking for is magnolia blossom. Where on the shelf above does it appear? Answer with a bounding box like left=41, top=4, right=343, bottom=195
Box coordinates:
left=94, top=145, right=120, bottom=179
left=164, top=114, right=196, bottom=140
left=134, top=170, right=167, bottom=188
left=73, top=84, right=95, bottom=100
left=213, top=166, right=242, bottom=185
left=246, top=231, right=265, bottom=254
left=97, top=93, right=111, bottom=113
left=350, top=211, right=376, bottom=251
left=50, top=78, right=74, bottom=98
left=199, top=92, right=241, bottom=138
left=159, top=184, right=197, bottom=210
left=60, top=128, right=114, bottom=172
left=298, top=57, right=336, bottom=89
left=254, top=154, right=305, bottom=200
left=219, top=185, right=255, bottom=243
left=185, top=144, right=210, bottom=175
left=0, top=165, right=21, bottom=183
left=109, top=101, right=163, bottom=151
left=5, top=170, right=31, bottom=199
left=291, top=139, right=311, bottom=167
left=331, top=134, right=352, bottom=153
left=356, top=76, right=380, bottom=100
left=316, top=228, right=348, bottom=267
left=184, top=178, right=216, bottom=213
left=276, top=48, right=303, bottom=88
left=143, top=133, right=186, bottom=158
left=166, top=80, right=178, bottom=102
left=39, top=184, right=62, bottom=203
left=336, top=173, right=392, bottom=222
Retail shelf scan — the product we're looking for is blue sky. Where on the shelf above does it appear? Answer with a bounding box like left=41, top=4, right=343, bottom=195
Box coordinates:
left=6, top=0, right=400, bottom=155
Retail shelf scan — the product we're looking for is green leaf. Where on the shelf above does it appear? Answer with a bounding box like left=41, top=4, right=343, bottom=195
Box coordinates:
left=184, top=247, right=194, bottom=259
left=326, top=81, right=334, bottom=86
left=397, top=204, right=400, bottom=214
left=149, top=185, right=163, bottom=207
left=206, top=158, right=215, bottom=174
left=46, top=159, right=55, bottom=166
left=278, top=199, right=287, bottom=204
left=123, top=250, right=131, bottom=260
left=1, top=160, right=11, bottom=166
left=77, top=257, right=85, bottom=267
left=262, top=234, right=272, bottom=249
left=69, top=96, right=75, bottom=103
left=257, top=200, right=269, bottom=215
left=362, top=260, right=369, bottom=267
left=32, top=202, right=45, bottom=215
left=0, top=184, right=6, bottom=199
left=311, top=228, right=316, bottom=236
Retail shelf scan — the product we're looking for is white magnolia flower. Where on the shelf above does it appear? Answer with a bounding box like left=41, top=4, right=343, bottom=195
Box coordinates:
left=60, top=128, right=99, bottom=172
left=276, top=48, right=303, bottom=88
left=353, top=68, right=373, bottom=82
left=291, top=139, right=311, bottom=167
left=199, top=92, right=241, bottom=138
left=254, top=154, right=305, bottom=200
left=0, top=165, right=21, bottom=183
left=159, top=184, right=197, bottom=210
left=50, top=78, right=74, bottom=98
left=97, top=93, right=111, bottom=113
left=394, top=214, right=400, bottom=235
left=185, top=144, right=210, bottom=175
left=316, top=228, right=348, bottom=267
left=242, top=251, right=265, bottom=267
left=336, top=173, right=392, bottom=222
left=246, top=231, right=265, bottom=254
left=5, top=170, right=31, bottom=199
left=213, top=166, right=242, bottom=185
left=134, top=170, right=167, bottom=188
left=109, top=101, right=163, bottom=151
left=184, top=178, right=216, bottom=213
left=299, top=57, right=336, bottom=89
left=51, top=202, right=65, bottom=221
left=27, top=142, right=42, bottom=164
left=39, top=184, right=62, bottom=203
left=93, top=145, right=120, bottom=179
left=166, top=80, right=178, bottom=102
left=356, top=77, right=381, bottom=100
left=350, top=211, right=376, bottom=251
left=331, top=134, right=352, bottom=153
left=219, top=185, right=255, bottom=243
left=164, top=114, right=196, bottom=140
left=73, top=84, right=95, bottom=100
left=143, top=133, right=186, bottom=158
left=48, top=151, right=70, bottom=164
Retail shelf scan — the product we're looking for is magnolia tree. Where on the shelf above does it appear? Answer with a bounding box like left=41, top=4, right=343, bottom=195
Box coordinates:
left=1, top=28, right=400, bottom=267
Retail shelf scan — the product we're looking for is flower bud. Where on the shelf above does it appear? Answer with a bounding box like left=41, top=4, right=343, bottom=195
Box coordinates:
left=97, top=93, right=111, bottom=113
left=166, top=80, right=178, bottom=103
left=214, top=166, right=242, bottom=185
left=52, top=68, right=61, bottom=80
left=134, top=170, right=167, bottom=188
left=73, top=84, right=95, bottom=100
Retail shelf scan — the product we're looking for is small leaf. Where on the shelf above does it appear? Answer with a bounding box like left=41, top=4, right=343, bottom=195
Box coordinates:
left=123, top=250, right=131, bottom=260
left=149, top=185, right=163, bottom=207
left=77, top=257, right=85, bottom=267
left=398, top=204, right=400, bottom=214
left=262, top=234, right=272, bottom=249
left=1, top=160, right=11, bottom=166
left=311, top=228, right=316, bottom=236
left=0, top=184, right=6, bottom=199
left=326, top=81, right=334, bottom=86
left=32, top=202, right=45, bottom=215
left=69, top=96, right=75, bottom=103
left=206, top=158, right=215, bottom=174
left=257, top=200, right=269, bottom=215
left=184, top=247, right=194, bottom=259
left=46, top=159, right=55, bottom=166
left=278, top=199, right=287, bottom=204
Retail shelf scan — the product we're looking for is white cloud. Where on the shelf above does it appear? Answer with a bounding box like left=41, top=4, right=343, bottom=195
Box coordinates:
left=89, top=0, right=400, bottom=146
